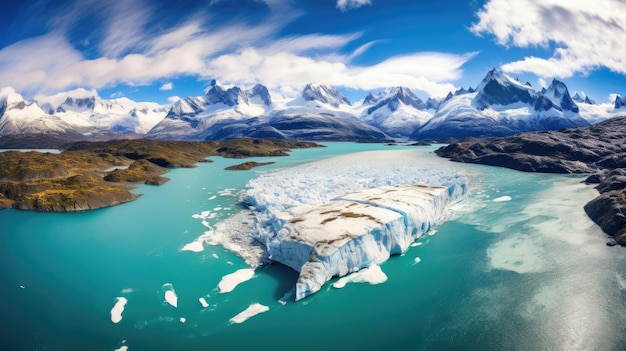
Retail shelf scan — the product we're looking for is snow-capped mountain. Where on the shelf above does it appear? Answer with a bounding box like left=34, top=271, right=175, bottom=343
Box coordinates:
left=266, top=84, right=386, bottom=141
left=359, top=87, right=433, bottom=137
left=148, top=82, right=387, bottom=141
left=147, top=82, right=273, bottom=140
left=572, top=92, right=596, bottom=105
left=38, top=89, right=168, bottom=135
left=411, top=69, right=591, bottom=140
left=299, top=83, right=351, bottom=108
left=0, top=68, right=623, bottom=144
left=0, top=89, right=78, bottom=136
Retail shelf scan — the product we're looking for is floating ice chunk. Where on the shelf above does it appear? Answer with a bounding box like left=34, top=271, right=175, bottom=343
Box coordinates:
left=214, top=207, right=222, bottom=211
left=163, top=284, right=178, bottom=308
left=414, top=257, right=422, bottom=264
left=181, top=239, right=204, bottom=252
left=211, top=253, right=219, bottom=259
left=410, top=242, right=423, bottom=247
left=209, top=195, right=217, bottom=200
left=229, top=303, right=269, bottom=324
left=428, top=229, right=437, bottom=236
left=493, top=196, right=512, bottom=202
left=218, top=269, right=255, bottom=293
left=332, top=265, right=388, bottom=289
left=19, top=285, right=25, bottom=289
left=199, top=297, right=209, bottom=308
left=110, top=297, right=127, bottom=324
left=120, top=288, right=134, bottom=294
left=179, top=317, right=186, bottom=323
left=114, top=346, right=128, bottom=351
left=278, top=289, right=295, bottom=305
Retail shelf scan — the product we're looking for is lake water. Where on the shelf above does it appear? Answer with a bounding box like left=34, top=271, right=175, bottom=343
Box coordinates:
left=1, top=143, right=625, bottom=351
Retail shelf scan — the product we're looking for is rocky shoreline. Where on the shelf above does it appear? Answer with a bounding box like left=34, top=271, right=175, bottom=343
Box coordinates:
left=0, top=138, right=321, bottom=212
left=436, top=116, right=626, bottom=245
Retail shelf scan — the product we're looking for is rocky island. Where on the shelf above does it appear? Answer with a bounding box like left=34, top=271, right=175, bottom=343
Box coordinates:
left=436, top=116, right=626, bottom=245
left=0, top=138, right=320, bottom=212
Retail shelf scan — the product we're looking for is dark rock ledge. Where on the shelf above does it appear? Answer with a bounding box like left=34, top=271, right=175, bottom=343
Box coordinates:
left=435, top=116, right=626, bottom=245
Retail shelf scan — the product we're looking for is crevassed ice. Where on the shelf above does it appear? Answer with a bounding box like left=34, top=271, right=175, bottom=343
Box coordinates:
left=209, top=150, right=468, bottom=300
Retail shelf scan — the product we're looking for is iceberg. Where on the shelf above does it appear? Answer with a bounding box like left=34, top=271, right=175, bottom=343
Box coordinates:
left=110, top=297, right=127, bottom=324
left=203, top=150, right=468, bottom=300
left=162, top=283, right=178, bottom=308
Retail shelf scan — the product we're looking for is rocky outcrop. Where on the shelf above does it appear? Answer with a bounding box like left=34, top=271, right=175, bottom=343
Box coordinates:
left=0, top=138, right=321, bottom=212
left=436, top=116, right=626, bottom=244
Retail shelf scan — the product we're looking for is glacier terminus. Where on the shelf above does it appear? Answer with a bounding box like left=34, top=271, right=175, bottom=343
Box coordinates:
left=200, top=150, right=469, bottom=300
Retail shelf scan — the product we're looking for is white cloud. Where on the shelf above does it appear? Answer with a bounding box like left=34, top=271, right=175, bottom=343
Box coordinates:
left=206, top=48, right=475, bottom=98
left=160, top=82, right=174, bottom=91
left=168, top=96, right=181, bottom=103
left=471, top=0, right=626, bottom=78
left=336, top=0, right=372, bottom=12
left=0, top=1, right=471, bottom=99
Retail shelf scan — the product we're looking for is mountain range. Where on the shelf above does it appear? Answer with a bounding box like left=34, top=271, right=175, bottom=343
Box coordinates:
left=0, top=69, right=624, bottom=143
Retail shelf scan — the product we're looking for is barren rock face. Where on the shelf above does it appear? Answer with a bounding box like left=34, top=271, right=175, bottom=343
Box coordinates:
left=436, top=116, right=626, bottom=243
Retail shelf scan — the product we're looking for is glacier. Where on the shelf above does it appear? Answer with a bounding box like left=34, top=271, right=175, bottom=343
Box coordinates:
left=202, top=149, right=468, bottom=300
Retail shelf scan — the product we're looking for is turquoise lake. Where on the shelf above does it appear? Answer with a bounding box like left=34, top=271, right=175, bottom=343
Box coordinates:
left=1, top=143, right=626, bottom=351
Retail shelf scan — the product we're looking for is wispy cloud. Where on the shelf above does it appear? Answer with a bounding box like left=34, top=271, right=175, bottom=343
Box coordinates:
left=0, top=0, right=471, bottom=99
left=206, top=49, right=476, bottom=97
left=471, top=0, right=626, bottom=78
left=336, top=0, right=372, bottom=12
left=159, top=82, right=174, bottom=91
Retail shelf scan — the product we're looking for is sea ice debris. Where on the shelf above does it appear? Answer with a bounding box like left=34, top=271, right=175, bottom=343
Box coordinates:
left=229, top=303, right=269, bottom=324
left=163, top=283, right=178, bottom=308
left=110, top=297, right=127, bottom=324
left=493, top=196, right=512, bottom=202
left=332, top=265, right=388, bottom=289
left=218, top=269, right=255, bottom=293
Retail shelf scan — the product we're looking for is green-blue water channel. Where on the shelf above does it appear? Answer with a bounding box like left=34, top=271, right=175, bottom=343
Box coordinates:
left=1, top=142, right=625, bottom=351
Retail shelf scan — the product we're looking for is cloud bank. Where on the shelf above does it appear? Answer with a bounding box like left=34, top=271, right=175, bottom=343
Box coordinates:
left=0, top=0, right=472, bottom=99
left=471, top=0, right=626, bottom=78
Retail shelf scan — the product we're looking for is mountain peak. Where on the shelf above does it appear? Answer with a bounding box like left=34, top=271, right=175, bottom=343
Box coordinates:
left=301, top=83, right=351, bottom=107
left=205, top=84, right=247, bottom=106
left=474, top=68, right=535, bottom=109
left=615, top=95, right=626, bottom=109
left=248, top=84, right=272, bottom=106
left=545, top=78, right=578, bottom=113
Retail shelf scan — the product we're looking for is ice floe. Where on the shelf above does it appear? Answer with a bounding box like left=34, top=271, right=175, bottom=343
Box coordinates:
left=218, top=268, right=255, bottom=293
left=199, top=297, right=209, bottom=308
left=162, top=283, right=178, bottom=308
left=332, top=264, right=388, bottom=289
left=110, top=297, right=127, bottom=324
left=493, top=196, right=512, bottom=202
left=229, top=303, right=269, bottom=324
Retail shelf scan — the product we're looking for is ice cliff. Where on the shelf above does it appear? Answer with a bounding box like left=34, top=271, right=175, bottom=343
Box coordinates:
left=214, top=150, right=468, bottom=300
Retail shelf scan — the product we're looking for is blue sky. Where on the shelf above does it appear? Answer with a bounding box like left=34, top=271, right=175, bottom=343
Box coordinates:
left=0, top=0, right=624, bottom=104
